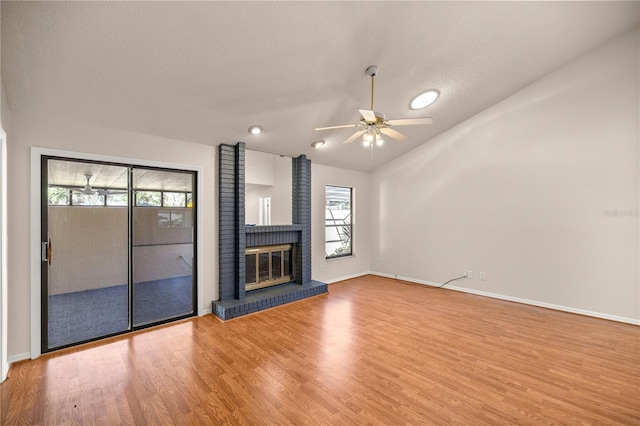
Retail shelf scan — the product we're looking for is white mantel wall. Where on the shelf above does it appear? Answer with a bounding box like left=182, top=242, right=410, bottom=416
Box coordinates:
left=369, top=28, right=639, bottom=322
left=245, top=150, right=292, bottom=225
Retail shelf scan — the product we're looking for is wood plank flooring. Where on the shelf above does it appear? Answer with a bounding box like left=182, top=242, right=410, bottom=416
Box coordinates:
left=2, top=275, right=639, bottom=424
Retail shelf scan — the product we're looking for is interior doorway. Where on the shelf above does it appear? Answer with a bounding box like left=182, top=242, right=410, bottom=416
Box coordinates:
left=41, top=157, right=197, bottom=351
left=259, top=197, right=271, bottom=225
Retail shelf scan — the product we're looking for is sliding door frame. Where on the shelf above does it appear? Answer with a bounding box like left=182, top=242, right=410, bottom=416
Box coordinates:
left=31, top=147, right=203, bottom=359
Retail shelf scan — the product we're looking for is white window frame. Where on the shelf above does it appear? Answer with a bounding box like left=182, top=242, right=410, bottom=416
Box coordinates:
left=325, top=185, right=353, bottom=259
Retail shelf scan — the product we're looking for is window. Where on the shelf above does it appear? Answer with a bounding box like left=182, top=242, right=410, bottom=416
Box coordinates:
left=106, top=193, right=128, bottom=206
left=48, top=187, right=70, bottom=205
left=163, top=192, right=186, bottom=207
left=136, top=191, right=192, bottom=207
left=71, top=192, right=104, bottom=206
left=325, top=185, right=352, bottom=259
left=49, top=187, right=191, bottom=208
left=158, top=210, right=187, bottom=228
left=135, top=191, right=161, bottom=206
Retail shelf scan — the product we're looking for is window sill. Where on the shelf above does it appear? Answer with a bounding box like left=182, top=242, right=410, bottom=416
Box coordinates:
left=325, top=254, right=354, bottom=262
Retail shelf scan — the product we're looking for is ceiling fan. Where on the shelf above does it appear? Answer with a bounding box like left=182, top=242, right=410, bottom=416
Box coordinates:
left=72, top=174, right=126, bottom=196
left=315, top=65, right=433, bottom=146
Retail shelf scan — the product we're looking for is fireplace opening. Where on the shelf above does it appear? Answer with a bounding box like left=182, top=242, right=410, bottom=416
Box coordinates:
left=245, top=244, right=294, bottom=291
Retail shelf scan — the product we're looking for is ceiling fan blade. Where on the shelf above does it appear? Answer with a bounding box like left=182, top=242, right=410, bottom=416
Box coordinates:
left=380, top=127, right=408, bottom=141
left=359, top=109, right=377, bottom=123
left=97, top=189, right=127, bottom=196
left=72, top=188, right=97, bottom=195
left=343, top=129, right=367, bottom=144
left=385, top=117, right=433, bottom=126
left=315, top=124, right=357, bottom=131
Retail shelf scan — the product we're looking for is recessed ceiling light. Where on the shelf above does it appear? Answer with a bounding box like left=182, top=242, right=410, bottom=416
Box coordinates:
left=311, top=140, right=325, bottom=149
left=248, top=125, right=263, bottom=135
left=410, top=90, right=439, bottom=110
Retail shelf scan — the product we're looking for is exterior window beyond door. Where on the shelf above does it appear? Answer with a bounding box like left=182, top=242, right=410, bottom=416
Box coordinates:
left=325, top=185, right=352, bottom=259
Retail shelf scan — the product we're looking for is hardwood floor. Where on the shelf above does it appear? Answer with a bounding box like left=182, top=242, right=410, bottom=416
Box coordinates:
left=2, top=275, right=639, bottom=425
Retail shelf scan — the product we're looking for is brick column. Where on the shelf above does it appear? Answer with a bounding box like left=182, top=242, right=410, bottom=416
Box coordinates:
left=235, top=143, right=246, bottom=299
left=218, top=142, right=246, bottom=300
left=292, top=155, right=312, bottom=284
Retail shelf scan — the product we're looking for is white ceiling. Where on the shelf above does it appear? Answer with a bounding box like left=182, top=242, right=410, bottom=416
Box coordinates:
left=2, top=2, right=638, bottom=172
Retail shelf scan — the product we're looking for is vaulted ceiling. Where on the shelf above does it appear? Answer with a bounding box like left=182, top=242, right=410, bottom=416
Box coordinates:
left=2, top=2, right=638, bottom=172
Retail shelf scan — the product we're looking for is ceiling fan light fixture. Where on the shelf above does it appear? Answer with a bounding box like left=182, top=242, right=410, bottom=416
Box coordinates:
left=363, top=131, right=374, bottom=147
left=376, top=135, right=384, bottom=146
left=248, top=125, right=263, bottom=135
left=362, top=132, right=373, bottom=147
left=410, top=90, right=440, bottom=110
left=311, top=140, right=325, bottom=149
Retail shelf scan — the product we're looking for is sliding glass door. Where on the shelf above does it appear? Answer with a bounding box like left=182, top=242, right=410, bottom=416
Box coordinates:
left=43, top=159, right=130, bottom=350
left=132, top=168, right=195, bottom=326
left=42, top=157, right=196, bottom=352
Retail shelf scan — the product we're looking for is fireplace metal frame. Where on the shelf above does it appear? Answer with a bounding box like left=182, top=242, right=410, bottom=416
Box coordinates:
left=245, top=244, right=295, bottom=291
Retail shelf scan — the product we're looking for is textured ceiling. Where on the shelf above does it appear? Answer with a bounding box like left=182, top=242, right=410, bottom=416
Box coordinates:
left=2, top=2, right=638, bottom=172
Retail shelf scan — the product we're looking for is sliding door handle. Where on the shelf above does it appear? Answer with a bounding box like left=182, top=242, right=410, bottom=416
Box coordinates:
left=42, top=239, right=52, bottom=265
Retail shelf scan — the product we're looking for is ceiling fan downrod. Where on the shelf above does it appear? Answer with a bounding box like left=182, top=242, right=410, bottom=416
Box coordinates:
left=365, top=65, right=378, bottom=111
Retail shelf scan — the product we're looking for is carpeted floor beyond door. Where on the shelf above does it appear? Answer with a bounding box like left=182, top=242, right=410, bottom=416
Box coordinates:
left=47, top=276, right=193, bottom=348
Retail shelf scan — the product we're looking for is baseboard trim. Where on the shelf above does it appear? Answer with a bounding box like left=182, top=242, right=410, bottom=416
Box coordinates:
left=325, top=271, right=370, bottom=284
left=369, top=272, right=640, bottom=325
left=8, top=352, right=30, bottom=365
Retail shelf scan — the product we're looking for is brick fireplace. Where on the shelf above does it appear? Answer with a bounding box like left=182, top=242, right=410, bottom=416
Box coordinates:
left=213, top=142, right=327, bottom=320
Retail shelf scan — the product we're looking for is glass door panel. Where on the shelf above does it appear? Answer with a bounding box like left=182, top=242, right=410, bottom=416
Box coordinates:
left=44, top=159, right=130, bottom=350
left=258, top=253, right=270, bottom=282
left=132, top=168, right=195, bottom=327
left=272, top=251, right=282, bottom=279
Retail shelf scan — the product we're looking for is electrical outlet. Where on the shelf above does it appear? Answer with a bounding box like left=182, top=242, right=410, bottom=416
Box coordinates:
left=467, top=271, right=473, bottom=279
left=464, top=272, right=468, bottom=277
left=379, top=257, right=384, bottom=265
left=480, top=272, right=486, bottom=281
left=319, top=265, right=324, bottom=273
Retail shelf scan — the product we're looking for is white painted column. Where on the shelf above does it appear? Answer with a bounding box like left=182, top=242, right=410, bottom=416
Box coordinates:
left=1, top=129, right=8, bottom=382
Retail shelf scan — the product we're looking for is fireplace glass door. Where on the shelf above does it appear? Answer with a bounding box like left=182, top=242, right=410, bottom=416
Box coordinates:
left=246, top=244, right=293, bottom=291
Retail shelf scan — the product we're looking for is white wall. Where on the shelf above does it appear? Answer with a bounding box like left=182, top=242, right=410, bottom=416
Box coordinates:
left=312, top=163, right=370, bottom=283
left=47, top=206, right=194, bottom=294
left=245, top=150, right=292, bottom=225
left=133, top=207, right=194, bottom=283
left=8, top=112, right=217, bottom=360
left=369, top=28, right=639, bottom=323
left=0, top=77, right=10, bottom=381
left=48, top=207, right=128, bottom=294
